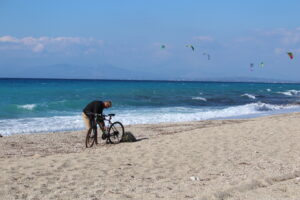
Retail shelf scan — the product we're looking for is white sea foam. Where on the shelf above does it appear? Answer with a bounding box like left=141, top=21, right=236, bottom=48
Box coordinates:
left=278, top=90, right=300, bottom=96
left=17, top=104, right=37, bottom=110
left=266, top=88, right=271, bottom=92
left=241, top=93, right=256, bottom=99
left=192, top=97, right=207, bottom=101
left=116, top=103, right=300, bottom=125
left=1, top=102, right=300, bottom=136
left=0, top=115, right=85, bottom=136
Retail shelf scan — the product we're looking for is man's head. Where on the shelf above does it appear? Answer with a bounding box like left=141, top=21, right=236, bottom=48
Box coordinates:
left=103, top=101, right=112, bottom=108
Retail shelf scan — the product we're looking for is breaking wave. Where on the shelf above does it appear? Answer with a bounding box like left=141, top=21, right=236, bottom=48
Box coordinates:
left=17, top=104, right=37, bottom=110
left=278, top=90, right=300, bottom=96
left=192, top=97, right=207, bottom=101
left=1, top=102, right=300, bottom=136
left=241, top=93, right=256, bottom=99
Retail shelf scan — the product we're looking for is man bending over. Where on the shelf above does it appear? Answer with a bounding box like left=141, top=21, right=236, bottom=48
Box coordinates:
left=82, top=100, right=112, bottom=139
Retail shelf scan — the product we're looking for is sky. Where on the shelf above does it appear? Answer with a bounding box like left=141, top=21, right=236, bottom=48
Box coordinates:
left=1, top=0, right=300, bottom=81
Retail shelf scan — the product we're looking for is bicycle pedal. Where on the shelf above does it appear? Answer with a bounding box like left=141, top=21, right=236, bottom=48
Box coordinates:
left=101, top=133, right=107, bottom=140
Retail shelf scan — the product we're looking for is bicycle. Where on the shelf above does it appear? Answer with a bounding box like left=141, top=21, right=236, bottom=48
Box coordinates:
left=85, top=113, right=124, bottom=148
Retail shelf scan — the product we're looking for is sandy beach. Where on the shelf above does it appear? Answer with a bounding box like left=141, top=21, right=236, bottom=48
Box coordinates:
left=1, top=113, right=300, bottom=200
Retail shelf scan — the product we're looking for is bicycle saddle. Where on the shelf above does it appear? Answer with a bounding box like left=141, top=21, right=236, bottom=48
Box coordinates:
left=108, top=114, right=115, bottom=117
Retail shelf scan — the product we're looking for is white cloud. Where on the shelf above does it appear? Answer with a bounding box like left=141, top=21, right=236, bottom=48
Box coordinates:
left=0, top=35, right=103, bottom=53
left=193, top=36, right=214, bottom=42
left=33, top=43, right=44, bottom=52
left=274, top=48, right=284, bottom=54
left=263, top=28, right=300, bottom=45
left=282, top=35, right=300, bottom=45
left=0, top=35, right=18, bottom=43
left=234, top=36, right=257, bottom=43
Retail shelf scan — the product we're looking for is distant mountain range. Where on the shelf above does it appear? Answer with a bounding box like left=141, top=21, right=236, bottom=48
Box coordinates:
left=0, top=63, right=160, bottom=80
left=1, top=63, right=299, bottom=83
left=180, top=77, right=300, bottom=83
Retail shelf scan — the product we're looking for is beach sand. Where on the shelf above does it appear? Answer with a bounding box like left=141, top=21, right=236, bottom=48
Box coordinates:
left=1, top=113, right=300, bottom=200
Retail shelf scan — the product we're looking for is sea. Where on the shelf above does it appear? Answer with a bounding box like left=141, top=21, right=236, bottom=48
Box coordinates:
left=1, top=78, right=300, bottom=136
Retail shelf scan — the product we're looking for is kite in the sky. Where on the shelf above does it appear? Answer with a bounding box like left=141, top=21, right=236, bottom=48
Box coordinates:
left=161, top=45, right=166, bottom=49
left=259, top=62, right=264, bottom=67
left=250, top=63, right=254, bottom=71
left=287, top=52, right=294, bottom=59
left=185, top=44, right=195, bottom=51
left=203, top=52, right=210, bottom=60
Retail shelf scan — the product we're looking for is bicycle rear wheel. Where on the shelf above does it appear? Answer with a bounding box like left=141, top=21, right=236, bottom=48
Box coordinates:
left=108, top=122, right=124, bottom=144
left=85, top=128, right=97, bottom=148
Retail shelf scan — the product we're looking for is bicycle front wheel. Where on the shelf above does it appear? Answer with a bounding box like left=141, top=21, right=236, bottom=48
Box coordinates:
left=86, top=128, right=97, bottom=148
left=108, top=122, right=124, bottom=144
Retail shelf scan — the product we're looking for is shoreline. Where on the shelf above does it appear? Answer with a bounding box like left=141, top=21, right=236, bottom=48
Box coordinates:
left=0, top=110, right=298, bottom=137
left=1, top=112, right=300, bottom=199
left=0, top=111, right=279, bottom=137
left=2, top=108, right=300, bottom=137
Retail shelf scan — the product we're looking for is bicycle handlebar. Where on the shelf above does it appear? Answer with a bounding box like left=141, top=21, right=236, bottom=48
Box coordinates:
left=85, top=113, right=115, bottom=117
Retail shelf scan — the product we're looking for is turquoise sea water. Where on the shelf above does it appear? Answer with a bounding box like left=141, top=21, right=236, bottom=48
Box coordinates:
left=1, top=78, right=300, bottom=135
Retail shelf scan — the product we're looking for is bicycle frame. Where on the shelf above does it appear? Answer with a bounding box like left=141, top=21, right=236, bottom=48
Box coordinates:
left=91, top=114, right=114, bottom=133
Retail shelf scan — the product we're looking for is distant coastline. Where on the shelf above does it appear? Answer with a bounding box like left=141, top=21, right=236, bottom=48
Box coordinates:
left=1, top=77, right=300, bottom=84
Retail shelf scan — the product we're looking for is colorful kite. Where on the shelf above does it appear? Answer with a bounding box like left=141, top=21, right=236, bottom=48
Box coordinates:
left=259, top=62, right=264, bottom=67
left=250, top=63, right=254, bottom=71
left=287, top=52, right=294, bottom=59
left=203, top=52, right=211, bottom=60
left=185, top=44, right=195, bottom=51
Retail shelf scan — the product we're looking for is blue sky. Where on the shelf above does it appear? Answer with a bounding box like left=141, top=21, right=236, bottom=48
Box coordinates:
left=1, top=0, right=300, bottom=80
